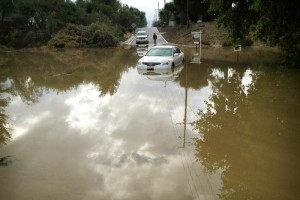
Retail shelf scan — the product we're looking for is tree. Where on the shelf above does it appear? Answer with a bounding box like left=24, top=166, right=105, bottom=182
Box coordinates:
left=170, top=0, right=214, bottom=26
left=159, top=2, right=175, bottom=26
left=210, top=0, right=300, bottom=66
left=117, top=5, right=147, bottom=30
left=189, top=0, right=211, bottom=22
left=0, top=0, right=147, bottom=48
left=0, top=0, right=15, bottom=25
left=251, top=0, right=300, bottom=66
left=173, top=0, right=186, bottom=25
left=210, top=0, right=257, bottom=44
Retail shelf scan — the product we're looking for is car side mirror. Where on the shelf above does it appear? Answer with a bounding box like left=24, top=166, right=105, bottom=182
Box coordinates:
left=174, top=53, right=179, bottom=57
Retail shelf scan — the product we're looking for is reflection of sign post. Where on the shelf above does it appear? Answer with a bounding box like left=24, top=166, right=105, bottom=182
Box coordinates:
left=191, top=53, right=200, bottom=63
left=234, top=45, right=242, bottom=64
left=191, top=31, right=202, bottom=64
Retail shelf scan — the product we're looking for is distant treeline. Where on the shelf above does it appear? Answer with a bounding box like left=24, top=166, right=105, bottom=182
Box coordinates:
left=158, top=0, right=299, bottom=67
left=0, top=0, right=147, bottom=48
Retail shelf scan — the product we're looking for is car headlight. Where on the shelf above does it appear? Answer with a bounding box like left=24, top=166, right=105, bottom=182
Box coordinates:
left=162, top=60, right=170, bottom=65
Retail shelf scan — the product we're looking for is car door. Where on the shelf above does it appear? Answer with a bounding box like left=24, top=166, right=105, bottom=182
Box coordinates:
left=173, top=47, right=182, bottom=66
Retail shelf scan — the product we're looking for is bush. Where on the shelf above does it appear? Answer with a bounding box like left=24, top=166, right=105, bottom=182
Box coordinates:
left=222, top=40, right=233, bottom=47
left=281, top=30, right=300, bottom=67
left=23, top=31, right=38, bottom=47
left=87, top=23, right=119, bottom=47
left=48, top=22, right=121, bottom=48
left=48, top=24, right=81, bottom=48
left=243, top=36, right=254, bottom=46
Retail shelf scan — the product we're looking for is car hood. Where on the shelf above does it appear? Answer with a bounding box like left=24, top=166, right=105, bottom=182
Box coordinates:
left=139, top=56, right=172, bottom=63
left=136, top=35, right=147, bottom=38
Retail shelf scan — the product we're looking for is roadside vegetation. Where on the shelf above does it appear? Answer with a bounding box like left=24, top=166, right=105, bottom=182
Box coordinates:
left=0, top=0, right=147, bottom=49
left=156, top=0, right=299, bottom=67
left=1, top=0, right=299, bottom=66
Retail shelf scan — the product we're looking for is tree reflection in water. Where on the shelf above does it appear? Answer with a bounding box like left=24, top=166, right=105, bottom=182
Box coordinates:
left=0, top=89, right=10, bottom=147
left=0, top=66, right=12, bottom=147
left=0, top=48, right=137, bottom=99
left=0, top=48, right=137, bottom=147
left=193, top=67, right=300, bottom=199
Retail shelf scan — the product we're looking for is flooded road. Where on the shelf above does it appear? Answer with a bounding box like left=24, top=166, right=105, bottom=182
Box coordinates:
left=0, top=47, right=299, bottom=200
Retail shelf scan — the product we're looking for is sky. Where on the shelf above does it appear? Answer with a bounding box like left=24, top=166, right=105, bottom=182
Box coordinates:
left=120, top=0, right=173, bottom=26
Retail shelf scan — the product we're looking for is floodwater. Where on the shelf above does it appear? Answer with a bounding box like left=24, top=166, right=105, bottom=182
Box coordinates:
left=0, top=47, right=299, bottom=200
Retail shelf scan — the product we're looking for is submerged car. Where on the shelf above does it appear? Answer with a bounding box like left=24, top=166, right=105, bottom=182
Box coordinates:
left=136, top=31, right=148, bottom=44
left=136, top=45, right=185, bottom=70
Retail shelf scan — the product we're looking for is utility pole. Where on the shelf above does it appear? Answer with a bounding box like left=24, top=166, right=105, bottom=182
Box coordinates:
left=176, top=63, right=190, bottom=148
left=157, top=1, right=160, bottom=20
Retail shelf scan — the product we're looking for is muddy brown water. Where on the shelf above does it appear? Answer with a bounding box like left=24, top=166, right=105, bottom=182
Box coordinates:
left=0, top=47, right=299, bottom=200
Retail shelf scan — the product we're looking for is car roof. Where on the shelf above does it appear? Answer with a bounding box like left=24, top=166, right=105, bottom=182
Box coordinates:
left=149, top=45, right=178, bottom=49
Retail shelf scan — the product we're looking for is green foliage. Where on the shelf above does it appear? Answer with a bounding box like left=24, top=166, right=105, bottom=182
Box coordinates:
left=48, top=22, right=121, bottom=48
left=250, top=0, right=300, bottom=66
left=209, top=0, right=300, bottom=67
left=212, top=0, right=257, bottom=44
left=0, top=0, right=146, bottom=48
left=152, top=21, right=161, bottom=27
left=117, top=5, right=147, bottom=29
left=170, top=0, right=214, bottom=25
left=0, top=0, right=15, bottom=25
left=158, top=8, right=170, bottom=27
left=47, top=24, right=81, bottom=48
left=88, top=22, right=120, bottom=47
left=281, top=30, right=300, bottom=67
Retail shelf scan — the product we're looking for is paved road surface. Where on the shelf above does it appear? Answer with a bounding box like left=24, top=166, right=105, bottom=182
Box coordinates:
left=123, top=27, right=168, bottom=47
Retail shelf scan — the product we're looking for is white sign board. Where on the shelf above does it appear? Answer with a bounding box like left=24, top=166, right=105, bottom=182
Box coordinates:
left=234, top=45, right=242, bottom=51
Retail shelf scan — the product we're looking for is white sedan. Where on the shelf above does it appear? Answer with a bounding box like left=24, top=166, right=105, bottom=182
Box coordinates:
left=136, top=45, right=185, bottom=70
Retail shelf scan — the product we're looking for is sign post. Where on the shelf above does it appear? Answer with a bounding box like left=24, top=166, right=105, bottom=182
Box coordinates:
left=131, top=23, right=136, bottom=34
left=191, top=31, right=202, bottom=64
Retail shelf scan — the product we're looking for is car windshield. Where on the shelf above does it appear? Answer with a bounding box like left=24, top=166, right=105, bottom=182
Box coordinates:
left=145, top=48, right=172, bottom=56
left=137, top=32, right=146, bottom=36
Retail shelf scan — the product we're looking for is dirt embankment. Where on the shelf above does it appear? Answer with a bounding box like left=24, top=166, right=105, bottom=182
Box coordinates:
left=159, top=22, right=228, bottom=47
